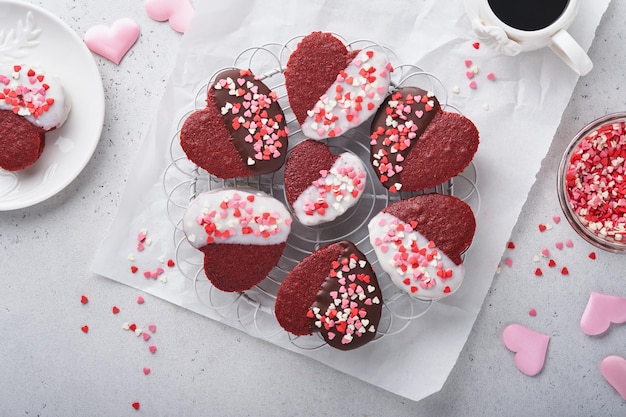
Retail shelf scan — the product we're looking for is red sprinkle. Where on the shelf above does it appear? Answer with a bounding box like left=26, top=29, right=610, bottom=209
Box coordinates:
left=589, top=252, right=597, bottom=260
left=472, top=42, right=480, bottom=49
left=81, top=325, right=89, bottom=333
left=167, top=259, right=175, bottom=267
left=548, top=259, right=556, bottom=268
left=561, top=267, right=569, bottom=275
left=132, top=402, right=140, bottom=410
left=112, top=306, right=120, bottom=314
left=534, top=268, right=543, bottom=276
left=80, top=295, right=89, bottom=304
left=507, top=241, right=515, bottom=249
left=130, top=265, right=138, bottom=273
left=538, top=224, right=547, bottom=232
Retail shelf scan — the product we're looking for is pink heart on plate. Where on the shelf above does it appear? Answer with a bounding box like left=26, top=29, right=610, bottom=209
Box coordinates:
left=580, top=292, right=626, bottom=336
left=601, top=356, right=626, bottom=399
left=84, top=18, right=140, bottom=64
left=503, top=324, right=550, bottom=376
left=145, top=0, right=194, bottom=33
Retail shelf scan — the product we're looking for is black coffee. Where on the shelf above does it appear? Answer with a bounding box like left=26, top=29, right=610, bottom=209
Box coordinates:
left=487, top=0, right=570, bottom=31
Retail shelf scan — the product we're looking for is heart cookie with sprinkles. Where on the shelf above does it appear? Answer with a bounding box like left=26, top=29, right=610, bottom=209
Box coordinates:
left=274, top=240, right=382, bottom=350
left=284, top=32, right=392, bottom=140
left=370, top=86, right=479, bottom=192
left=284, top=139, right=367, bottom=226
left=0, top=64, right=71, bottom=171
left=180, top=68, right=288, bottom=179
left=368, top=193, right=476, bottom=300
left=182, top=188, right=292, bottom=292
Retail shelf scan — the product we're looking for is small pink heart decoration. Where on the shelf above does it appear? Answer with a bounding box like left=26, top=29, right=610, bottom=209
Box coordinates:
left=84, top=18, right=140, bottom=64
left=145, top=0, right=194, bottom=33
left=601, top=356, right=626, bottom=400
left=503, top=324, right=550, bottom=376
left=580, top=292, right=626, bottom=336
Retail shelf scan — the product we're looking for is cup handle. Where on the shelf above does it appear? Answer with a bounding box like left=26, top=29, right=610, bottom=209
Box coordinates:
left=550, top=29, right=593, bottom=76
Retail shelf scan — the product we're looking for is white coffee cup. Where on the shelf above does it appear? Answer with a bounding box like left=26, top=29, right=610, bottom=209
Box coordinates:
left=464, top=0, right=593, bottom=75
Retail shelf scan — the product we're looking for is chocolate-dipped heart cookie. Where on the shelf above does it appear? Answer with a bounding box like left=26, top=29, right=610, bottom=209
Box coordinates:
left=284, top=139, right=366, bottom=226
left=180, top=68, right=288, bottom=179
left=182, top=188, right=292, bottom=292
left=275, top=240, right=382, bottom=350
left=285, top=32, right=392, bottom=140
left=370, top=86, right=479, bottom=192
left=368, top=193, right=476, bottom=301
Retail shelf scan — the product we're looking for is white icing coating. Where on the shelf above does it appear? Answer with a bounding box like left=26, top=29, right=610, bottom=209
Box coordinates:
left=368, top=212, right=464, bottom=301
left=0, top=64, right=71, bottom=130
left=292, top=152, right=366, bottom=226
left=183, top=189, right=292, bottom=248
left=302, top=48, right=392, bottom=140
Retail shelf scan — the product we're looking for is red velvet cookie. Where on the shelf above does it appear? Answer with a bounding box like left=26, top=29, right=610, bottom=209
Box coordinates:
left=368, top=193, right=476, bottom=301
left=284, top=139, right=367, bottom=226
left=180, top=68, right=288, bottom=179
left=370, top=86, right=479, bottom=192
left=0, top=64, right=71, bottom=171
left=0, top=109, right=45, bottom=171
left=182, top=188, right=292, bottom=292
left=275, top=240, right=382, bottom=350
left=285, top=32, right=392, bottom=140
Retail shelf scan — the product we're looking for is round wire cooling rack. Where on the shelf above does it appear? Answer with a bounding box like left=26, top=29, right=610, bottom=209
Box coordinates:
left=162, top=37, right=481, bottom=351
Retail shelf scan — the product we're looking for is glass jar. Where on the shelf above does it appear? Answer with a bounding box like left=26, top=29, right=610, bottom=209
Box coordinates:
left=557, top=112, right=626, bottom=253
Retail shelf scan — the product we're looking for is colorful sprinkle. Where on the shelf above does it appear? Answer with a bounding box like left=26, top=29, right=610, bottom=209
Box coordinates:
left=112, top=306, right=120, bottom=314
left=469, top=81, right=477, bottom=89
left=80, top=295, right=89, bottom=304
left=534, top=268, right=543, bottom=276
left=486, top=72, right=496, bottom=81
left=131, top=402, right=140, bottom=410
left=81, top=325, right=89, bottom=333
left=137, top=296, right=145, bottom=305
left=529, top=308, right=537, bottom=317
left=507, top=241, right=516, bottom=249
left=472, top=42, right=480, bottom=49
left=561, top=267, right=569, bottom=275
left=143, top=367, right=151, bottom=375
left=589, top=251, right=597, bottom=260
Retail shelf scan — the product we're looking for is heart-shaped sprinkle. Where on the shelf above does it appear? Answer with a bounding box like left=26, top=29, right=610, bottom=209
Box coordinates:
left=112, top=306, right=120, bottom=314
left=81, top=325, right=89, bottom=333
left=468, top=80, right=477, bottom=89
left=80, top=295, right=88, bottom=304
left=130, top=265, right=138, bottom=273
left=541, top=248, right=549, bottom=257
left=534, top=268, right=543, bottom=276
left=131, top=402, right=140, bottom=410
left=555, top=242, right=564, bottom=250
left=507, top=241, right=515, bottom=249
left=601, top=356, right=626, bottom=399
left=472, top=42, right=480, bottom=49
left=589, top=251, right=597, bottom=260
left=167, top=259, right=175, bottom=267
left=504, top=258, right=513, bottom=268
left=142, top=332, right=151, bottom=341
left=565, top=239, right=573, bottom=248
left=560, top=267, right=569, bottom=275
left=137, top=296, right=145, bottom=304
left=464, top=59, right=473, bottom=68
left=148, top=345, right=157, bottom=354
left=143, top=367, right=151, bottom=375
left=148, top=324, right=156, bottom=333
left=129, top=323, right=137, bottom=332
left=552, top=215, right=561, bottom=224
left=486, top=72, right=496, bottom=81
left=503, top=324, right=550, bottom=376
left=538, top=224, right=547, bottom=232
left=84, top=18, right=140, bottom=65
left=145, top=0, right=194, bottom=33
left=529, top=308, right=537, bottom=317
left=548, top=259, right=556, bottom=267
left=580, top=292, right=626, bottom=336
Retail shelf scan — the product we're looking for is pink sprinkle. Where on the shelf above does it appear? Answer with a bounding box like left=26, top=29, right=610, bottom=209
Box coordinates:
left=142, top=332, right=151, bottom=341
left=148, top=345, right=157, bottom=354
left=143, top=271, right=151, bottom=278
left=541, top=248, right=550, bottom=257
left=565, top=239, right=574, bottom=248
left=555, top=242, right=564, bottom=250
left=143, top=367, right=151, bottom=375
left=466, top=71, right=475, bottom=80
left=504, top=258, right=513, bottom=268
left=148, top=324, right=156, bottom=333
left=469, top=81, right=477, bottom=89
left=552, top=216, right=561, bottom=224
left=137, top=243, right=145, bottom=252
left=137, top=295, right=145, bottom=304
left=486, top=72, right=496, bottom=81
left=464, top=59, right=473, bottom=68
left=529, top=308, right=537, bottom=317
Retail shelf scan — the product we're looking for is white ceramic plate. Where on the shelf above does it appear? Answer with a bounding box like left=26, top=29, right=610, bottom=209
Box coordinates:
left=0, top=0, right=104, bottom=210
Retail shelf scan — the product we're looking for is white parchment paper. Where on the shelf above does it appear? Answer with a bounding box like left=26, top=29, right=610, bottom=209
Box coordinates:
left=92, top=0, right=610, bottom=401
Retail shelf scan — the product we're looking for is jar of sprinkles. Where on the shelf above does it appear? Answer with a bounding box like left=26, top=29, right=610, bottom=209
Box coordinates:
left=558, top=113, right=626, bottom=252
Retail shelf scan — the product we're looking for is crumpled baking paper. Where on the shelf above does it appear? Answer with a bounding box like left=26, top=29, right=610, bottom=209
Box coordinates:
left=92, top=0, right=610, bottom=401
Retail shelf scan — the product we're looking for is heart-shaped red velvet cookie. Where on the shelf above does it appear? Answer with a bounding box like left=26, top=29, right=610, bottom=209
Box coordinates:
left=284, top=32, right=392, bottom=140
left=275, top=240, right=382, bottom=350
left=283, top=139, right=367, bottom=226
left=368, top=193, right=475, bottom=300
left=370, top=86, right=479, bottom=192
left=182, top=188, right=292, bottom=292
left=180, top=68, right=288, bottom=179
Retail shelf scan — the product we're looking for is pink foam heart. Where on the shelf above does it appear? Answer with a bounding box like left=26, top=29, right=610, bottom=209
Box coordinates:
left=503, top=324, right=550, bottom=376
left=601, top=356, right=626, bottom=399
left=145, top=0, right=194, bottom=33
left=84, top=18, right=140, bottom=65
left=580, top=292, right=626, bottom=336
